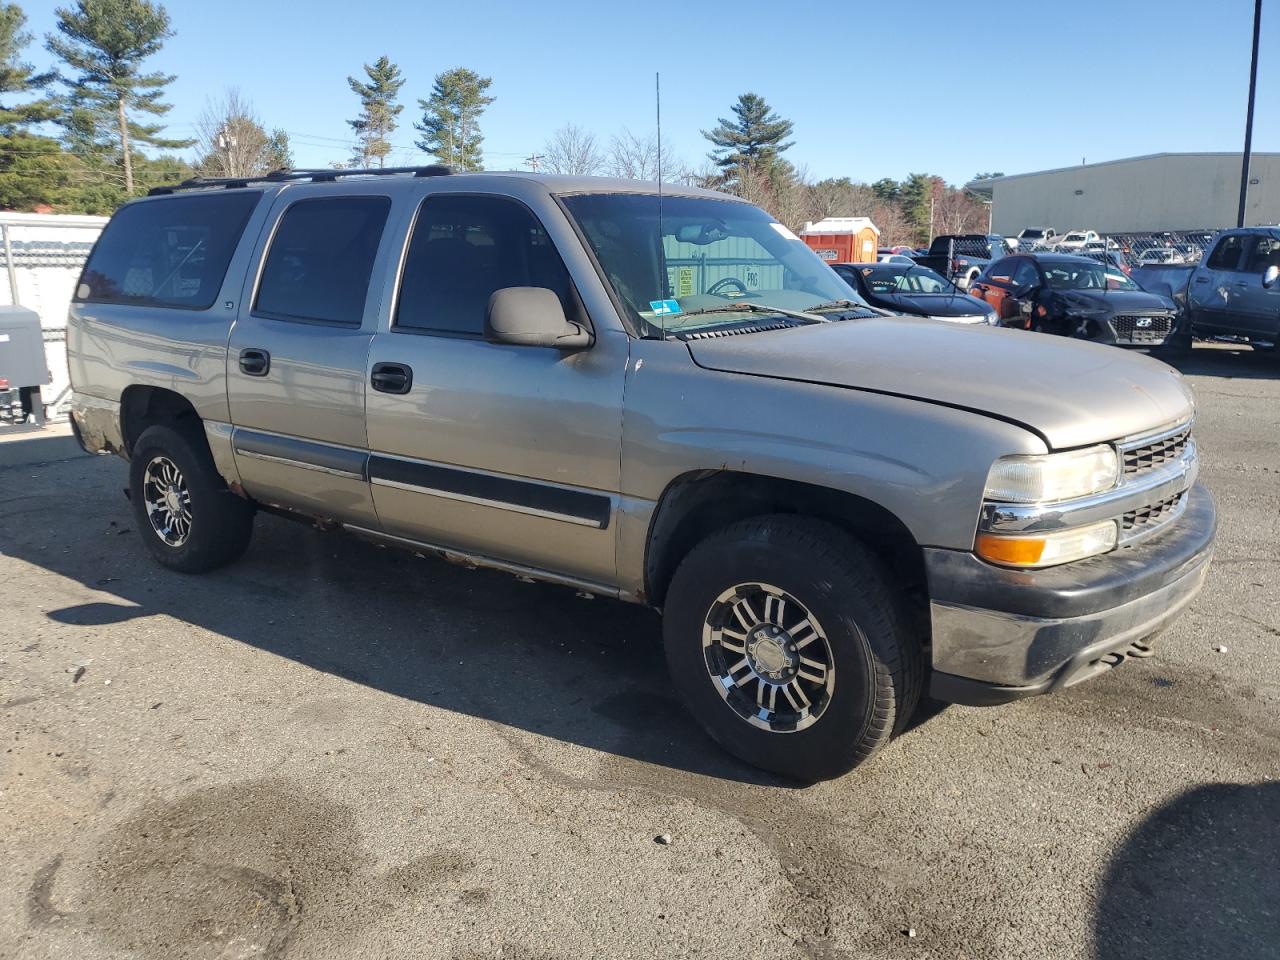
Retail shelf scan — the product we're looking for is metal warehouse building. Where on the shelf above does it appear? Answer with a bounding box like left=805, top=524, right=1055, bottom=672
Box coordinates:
left=966, top=152, right=1280, bottom=235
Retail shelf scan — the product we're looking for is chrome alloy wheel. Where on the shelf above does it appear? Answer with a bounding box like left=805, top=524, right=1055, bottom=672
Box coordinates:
left=142, top=456, right=192, bottom=547
left=701, top=582, right=836, bottom=732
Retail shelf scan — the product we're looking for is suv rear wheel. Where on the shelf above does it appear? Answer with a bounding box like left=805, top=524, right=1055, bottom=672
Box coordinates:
left=128, top=423, right=254, bottom=573
left=662, top=516, right=922, bottom=782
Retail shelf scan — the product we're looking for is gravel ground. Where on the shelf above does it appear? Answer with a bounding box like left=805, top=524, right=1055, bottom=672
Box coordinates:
left=2, top=343, right=1278, bottom=960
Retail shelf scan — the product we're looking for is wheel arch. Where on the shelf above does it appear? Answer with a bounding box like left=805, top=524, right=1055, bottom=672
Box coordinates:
left=644, top=470, right=928, bottom=618
left=120, top=385, right=203, bottom=457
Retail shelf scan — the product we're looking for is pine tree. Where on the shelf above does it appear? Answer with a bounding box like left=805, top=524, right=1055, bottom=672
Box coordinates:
left=347, top=55, right=404, bottom=168
left=702, top=93, right=794, bottom=185
left=46, top=0, right=192, bottom=195
left=0, top=3, right=70, bottom=210
left=414, top=67, right=494, bottom=171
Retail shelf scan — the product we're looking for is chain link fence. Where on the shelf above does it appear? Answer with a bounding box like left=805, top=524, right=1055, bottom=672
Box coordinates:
left=1017, top=229, right=1222, bottom=272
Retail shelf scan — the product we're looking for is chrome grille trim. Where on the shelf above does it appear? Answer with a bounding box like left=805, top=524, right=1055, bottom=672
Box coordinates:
left=980, top=430, right=1197, bottom=547
left=1119, top=420, right=1193, bottom=477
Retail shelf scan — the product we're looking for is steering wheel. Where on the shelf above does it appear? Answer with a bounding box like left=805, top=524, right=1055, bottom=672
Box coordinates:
left=707, top=277, right=749, bottom=297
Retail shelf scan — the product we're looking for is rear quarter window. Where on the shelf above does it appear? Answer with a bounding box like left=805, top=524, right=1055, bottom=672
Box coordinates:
left=76, top=192, right=262, bottom=309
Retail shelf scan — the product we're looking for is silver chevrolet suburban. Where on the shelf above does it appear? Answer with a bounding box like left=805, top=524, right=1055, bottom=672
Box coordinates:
left=67, top=168, right=1216, bottom=781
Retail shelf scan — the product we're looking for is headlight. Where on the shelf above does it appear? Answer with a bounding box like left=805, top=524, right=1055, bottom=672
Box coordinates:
left=976, top=520, right=1118, bottom=568
left=983, top=445, right=1119, bottom=503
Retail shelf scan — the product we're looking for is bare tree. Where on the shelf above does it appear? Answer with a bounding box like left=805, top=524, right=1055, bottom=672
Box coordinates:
left=607, top=128, right=657, bottom=180
left=606, top=127, right=690, bottom=183
left=542, top=124, right=604, bottom=175
left=867, top=199, right=913, bottom=248
left=932, top=186, right=988, bottom=236
left=194, top=89, right=286, bottom=178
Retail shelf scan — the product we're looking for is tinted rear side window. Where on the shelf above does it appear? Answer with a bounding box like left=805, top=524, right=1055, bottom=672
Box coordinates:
left=395, top=194, right=573, bottom=336
left=255, top=197, right=391, bottom=325
left=76, top=192, right=261, bottom=309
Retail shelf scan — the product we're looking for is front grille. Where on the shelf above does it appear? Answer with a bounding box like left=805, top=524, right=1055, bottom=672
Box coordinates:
left=1112, top=314, right=1173, bottom=343
left=1122, top=491, right=1185, bottom=533
left=1122, top=425, right=1191, bottom=476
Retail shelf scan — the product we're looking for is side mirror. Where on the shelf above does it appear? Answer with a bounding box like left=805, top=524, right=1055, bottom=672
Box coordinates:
left=1264, top=265, right=1280, bottom=289
left=485, top=287, right=592, bottom=350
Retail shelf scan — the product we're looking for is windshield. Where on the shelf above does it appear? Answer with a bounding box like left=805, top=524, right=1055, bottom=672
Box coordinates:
left=559, top=193, right=868, bottom=334
left=1043, top=262, right=1140, bottom=291
left=1020, top=229, right=1044, bottom=239
left=860, top=264, right=954, bottom=295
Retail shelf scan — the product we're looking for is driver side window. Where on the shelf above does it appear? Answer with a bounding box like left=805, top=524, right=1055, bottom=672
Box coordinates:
left=1012, top=260, right=1040, bottom=290
left=1244, top=237, right=1280, bottom=275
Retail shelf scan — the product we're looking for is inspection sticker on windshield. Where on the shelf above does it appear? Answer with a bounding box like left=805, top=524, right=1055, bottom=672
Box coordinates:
left=769, top=222, right=800, bottom=241
left=649, top=299, right=682, bottom=316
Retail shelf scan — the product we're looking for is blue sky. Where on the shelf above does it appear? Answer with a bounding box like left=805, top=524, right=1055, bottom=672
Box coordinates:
left=24, top=0, right=1279, bottom=185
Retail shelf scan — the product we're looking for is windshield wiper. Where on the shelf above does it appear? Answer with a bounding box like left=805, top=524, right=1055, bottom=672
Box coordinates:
left=673, top=302, right=830, bottom=325
left=809, top=297, right=896, bottom=318
left=806, top=298, right=866, bottom=312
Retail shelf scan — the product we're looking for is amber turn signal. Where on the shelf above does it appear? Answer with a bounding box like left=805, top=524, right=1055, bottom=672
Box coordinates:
left=975, top=521, right=1119, bottom=569
left=975, top=534, right=1047, bottom=566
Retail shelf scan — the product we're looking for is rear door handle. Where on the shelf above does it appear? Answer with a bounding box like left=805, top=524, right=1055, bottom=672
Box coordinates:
left=1194, top=276, right=1210, bottom=283
left=239, top=348, right=270, bottom=377
left=370, top=362, right=413, bottom=395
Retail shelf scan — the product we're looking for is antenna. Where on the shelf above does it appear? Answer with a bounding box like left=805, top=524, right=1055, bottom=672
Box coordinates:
left=656, top=71, right=666, bottom=337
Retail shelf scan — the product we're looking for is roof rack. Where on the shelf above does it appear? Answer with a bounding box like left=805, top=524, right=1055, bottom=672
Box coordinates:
left=148, top=164, right=454, bottom=196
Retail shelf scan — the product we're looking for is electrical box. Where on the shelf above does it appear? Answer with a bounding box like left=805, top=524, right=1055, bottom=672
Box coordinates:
left=0, top=306, right=50, bottom=387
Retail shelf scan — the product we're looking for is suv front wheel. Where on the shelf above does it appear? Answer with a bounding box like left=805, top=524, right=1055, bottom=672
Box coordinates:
left=662, top=516, right=922, bottom=782
left=128, top=423, right=255, bottom=573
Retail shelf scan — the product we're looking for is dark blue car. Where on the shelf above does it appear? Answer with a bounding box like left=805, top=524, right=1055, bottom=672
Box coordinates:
left=831, top=262, right=999, bottom=325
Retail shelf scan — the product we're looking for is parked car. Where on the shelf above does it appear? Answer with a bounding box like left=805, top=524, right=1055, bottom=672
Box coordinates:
left=67, top=167, right=1215, bottom=782
left=831, top=261, right=999, bottom=324
left=969, top=253, right=1179, bottom=347
left=876, top=253, right=916, bottom=265
left=1136, top=247, right=1185, bottom=266
left=1077, top=249, right=1133, bottom=276
left=913, top=234, right=1009, bottom=289
left=1137, top=227, right=1280, bottom=351
left=1017, top=227, right=1056, bottom=250
left=1053, top=230, right=1101, bottom=251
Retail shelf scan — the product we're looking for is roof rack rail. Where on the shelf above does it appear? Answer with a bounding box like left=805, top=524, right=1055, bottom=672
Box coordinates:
left=148, top=164, right=454, bottom=196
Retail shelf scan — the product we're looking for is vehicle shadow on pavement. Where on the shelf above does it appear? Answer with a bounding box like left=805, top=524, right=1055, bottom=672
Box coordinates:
left=1093, top=780, right=1280, bottom=959
left=17, top=485, right=799, bottom=786
left=1165, top=344, right=1280, bottom=380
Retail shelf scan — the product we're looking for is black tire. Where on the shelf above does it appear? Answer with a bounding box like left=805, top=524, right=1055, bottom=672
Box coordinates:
left=662, top=516, right=923, bottom=782
left=128, top=422, right=255, bottom=573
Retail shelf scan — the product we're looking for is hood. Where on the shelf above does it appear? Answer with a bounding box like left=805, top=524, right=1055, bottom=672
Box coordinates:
left=684, top=317, right=1193, bottom=450
left=1054, top=289, right=1175, bottom=313
left=880, top=292, right=994, bottom=319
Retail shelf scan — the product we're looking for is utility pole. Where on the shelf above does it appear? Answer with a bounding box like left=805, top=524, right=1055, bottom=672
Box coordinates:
left=1237, top=0, right=1263, bottom=227
left=525, top=152, right=544, bottom=172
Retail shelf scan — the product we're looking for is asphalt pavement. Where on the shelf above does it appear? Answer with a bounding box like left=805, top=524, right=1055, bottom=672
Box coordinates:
left=2, top=343, right=1277, bottom=960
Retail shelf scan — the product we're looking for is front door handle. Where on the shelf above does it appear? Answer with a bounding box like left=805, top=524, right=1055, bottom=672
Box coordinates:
left=239, top=348, right=270, bottom=377
left=370, top=362, right=413, bottom=395
left=1194, top=276, right=1210, bottom=283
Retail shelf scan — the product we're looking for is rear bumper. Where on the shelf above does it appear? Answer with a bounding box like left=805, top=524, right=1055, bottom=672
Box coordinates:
left=926, top=483, right=1216, bottom=705
left=68, top=392, right=123, bottom=456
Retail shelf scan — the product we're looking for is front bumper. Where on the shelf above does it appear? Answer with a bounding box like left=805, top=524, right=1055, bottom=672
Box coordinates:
left=926, top=483, right=1216, bottom=706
